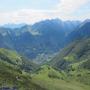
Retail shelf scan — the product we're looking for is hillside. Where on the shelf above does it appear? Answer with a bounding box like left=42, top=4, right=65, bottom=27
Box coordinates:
left=49, top=38, right=90, bottom=85
left=31, top=65, right=90, bottom=90
left=40, top=20, right=90, bottom=90
left=0, top=48, right=45, bottom=90
left=50, top=20, right=90, bottom=72
left=0, top=48, right=89, bottom=90
left=0, top=48, right=38, bottom=72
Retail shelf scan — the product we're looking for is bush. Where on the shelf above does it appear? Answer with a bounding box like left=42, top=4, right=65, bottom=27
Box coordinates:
left=48, top=71, right=60, bottom=79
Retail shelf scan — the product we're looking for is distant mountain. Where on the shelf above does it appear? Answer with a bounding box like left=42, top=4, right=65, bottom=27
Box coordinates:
left=65, top=20, right=90, bottom=45
left=1, top=23, right=26, bottom=29
left=32, top=19, right=80, bottom=35
left=0, top=19, right=81, bottom=63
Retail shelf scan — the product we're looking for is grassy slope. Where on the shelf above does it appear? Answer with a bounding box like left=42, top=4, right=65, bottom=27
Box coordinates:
left=30, top=38, right=90, bottom=90
left=0, top=40, right=90, bottom=90
left=0, top=48, right=39, bottom=72
left=47, top=38, right=90, bottom=88
left=0, top=48, right=45, bottom=90
left=32, top=65, right=90, bottom=90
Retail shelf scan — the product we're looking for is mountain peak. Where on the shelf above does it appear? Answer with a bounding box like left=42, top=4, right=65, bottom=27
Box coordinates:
left=1, top=23, right=27, bottom=29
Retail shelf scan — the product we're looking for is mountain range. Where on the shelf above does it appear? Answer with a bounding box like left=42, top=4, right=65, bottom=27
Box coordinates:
left=0, top=19, right=90, bottom=90
left=0, top=19, right=81, bottom=64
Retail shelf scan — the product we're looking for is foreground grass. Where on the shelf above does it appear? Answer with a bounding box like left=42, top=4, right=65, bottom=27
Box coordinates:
left=31, top=65, right=90, bottom=90
left=0, top=61, right=45, bottom=90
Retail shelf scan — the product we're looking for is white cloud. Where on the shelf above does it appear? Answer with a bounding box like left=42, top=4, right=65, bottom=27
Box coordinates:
left=56, top=0, right=89, bottom=14
left=0, top=9, right=59, bottom=24
left=0, top=0, right=89, bottom=24
left=0, top=10, right=48, bottom=24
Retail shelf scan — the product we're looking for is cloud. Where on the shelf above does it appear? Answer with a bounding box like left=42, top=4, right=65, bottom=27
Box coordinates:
left=0, top=9, right=59, bottom=24
left=56, top=0, right=89, bottom=14
left=0, top=0, right=89, bottom=24
left=0, top=10, right=49, bottom=24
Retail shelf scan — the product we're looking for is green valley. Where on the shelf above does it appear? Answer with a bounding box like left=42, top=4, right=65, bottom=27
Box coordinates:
left=0, top=19, right=90, bottom=90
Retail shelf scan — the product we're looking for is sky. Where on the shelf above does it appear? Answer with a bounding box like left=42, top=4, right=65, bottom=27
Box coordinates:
left=0, top=0, right=90, bottom=24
